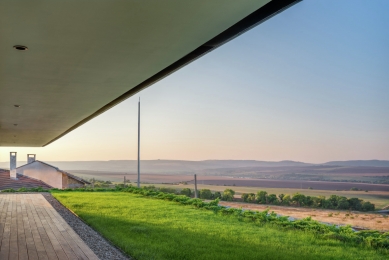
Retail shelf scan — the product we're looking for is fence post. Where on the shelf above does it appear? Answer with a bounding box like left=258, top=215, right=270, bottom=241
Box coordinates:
left=194, top=174, right=198, bottom=198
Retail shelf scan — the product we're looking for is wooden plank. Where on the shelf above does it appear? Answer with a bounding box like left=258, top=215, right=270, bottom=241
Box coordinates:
left=37, top=200, right=80, bottom=260
left=0, top=194, right=99, bottom=260
left=0, top=194, right=8, bottom=246
left=9, top=195, right=19, bottom=260
left=29, top=196, right=59, bottom=260
left=35, top=198, right=69, bottom=260
left=25, top=195, right=50, bottom=260
left=17, top=195, right=29, bottom=260
left=0, top=195, right=11, bottom=259
left=44, top=204, right=98, bottom=260
left=44, top=204, right=99, bottom=260
left=21, top=195, right=39, bottom=260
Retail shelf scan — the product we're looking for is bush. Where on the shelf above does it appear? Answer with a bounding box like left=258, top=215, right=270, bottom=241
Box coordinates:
left=362, top=201, right=375, bottom=211
left=199, top=189, right=213, bottom=199
left=267, top=194, right=278, bottom=205
left=180, top=188, right=192, bottom=197
left=159, top=187, right=179, bottom=194
left=222, top=189, right=235, bottom=201
left=256, top=191, right=267, bottom=204
left=242, top=193, right=256, bottom=203
left=213, top=191, right=222, bottom=199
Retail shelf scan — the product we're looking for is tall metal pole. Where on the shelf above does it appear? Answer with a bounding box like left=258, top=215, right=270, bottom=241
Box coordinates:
left=137, top=97, right=141, bottom=188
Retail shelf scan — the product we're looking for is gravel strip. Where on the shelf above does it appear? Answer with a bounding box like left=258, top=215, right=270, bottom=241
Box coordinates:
left=42, top=193, right=131, bottom=260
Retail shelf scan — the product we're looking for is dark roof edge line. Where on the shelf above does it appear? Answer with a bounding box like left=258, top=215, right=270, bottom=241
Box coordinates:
left=16, top=160, right=59, bottom=170
left=43, top=0, right=301, bottom=147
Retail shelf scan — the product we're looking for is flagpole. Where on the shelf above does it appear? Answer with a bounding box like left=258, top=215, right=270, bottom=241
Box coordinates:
left=137, top=97, right=140, bottom=188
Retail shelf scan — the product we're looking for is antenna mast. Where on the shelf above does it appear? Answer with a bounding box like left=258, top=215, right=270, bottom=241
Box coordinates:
left=137, top=97, right=141, bottom=188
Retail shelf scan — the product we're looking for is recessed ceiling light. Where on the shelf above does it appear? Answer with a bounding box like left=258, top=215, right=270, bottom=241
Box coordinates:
left=14, top=105, right=20, bottom=108
left=14, top=124, right=18, bottom=126
left=13, top=45, right=28, bottom=51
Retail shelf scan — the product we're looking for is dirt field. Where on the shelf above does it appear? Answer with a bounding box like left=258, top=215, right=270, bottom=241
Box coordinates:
left=218, top=201, right=389, bottom=231
left=70, top=172, right=194, bottom=183
left=186, top=176, right=389, bottom=191
left=69, top=171, right=389, bottom=209
left=70, top=172, right=389, bottom=192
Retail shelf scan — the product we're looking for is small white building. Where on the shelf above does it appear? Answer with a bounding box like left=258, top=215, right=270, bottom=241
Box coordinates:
left=16, top=160, right=90, bottom=189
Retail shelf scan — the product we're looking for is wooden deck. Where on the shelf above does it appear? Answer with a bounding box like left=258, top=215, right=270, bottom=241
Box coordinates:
left=0, top=194, right=99, bottom=260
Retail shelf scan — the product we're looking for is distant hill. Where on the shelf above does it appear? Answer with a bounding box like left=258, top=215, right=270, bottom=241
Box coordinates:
left=323, top=160, right=389, bottom=167
left=0, top=160, right=310, bottom=173
left=1, top=159, right=388, bottom=184
left=1, top=160, right=388, bottom=172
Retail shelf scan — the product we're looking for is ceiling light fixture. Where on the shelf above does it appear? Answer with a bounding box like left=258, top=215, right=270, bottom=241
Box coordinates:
left=14, top=105, right=20, bottom=108
left=14, top=124, right=18, bottom=126
left=13, top=45, right=28, bottom=51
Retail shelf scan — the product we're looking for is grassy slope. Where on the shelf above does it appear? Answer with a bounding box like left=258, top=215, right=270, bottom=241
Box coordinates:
left=52, top=192, right=387, bottom=260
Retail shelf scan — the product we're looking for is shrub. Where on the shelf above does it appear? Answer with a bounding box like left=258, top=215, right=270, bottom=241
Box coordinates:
left=221, top=189, right=235, bottom=201
left=362, top=201, right=375, bottom=211
left=291, top=193, right=306, bottom=207
left=213, top=191, right=222, bottom=199
left=199, top=189, right=213, bottom=199
left=242, top=193, right=256, bottom=203
left=256, top=191, right=267, bottom=204
left=159, top=187, right=179, bottom=194
left=143, top=185, right=157, bottom=191
left=180, top=188, right=192, bottom=197
left=267, top=194, right=278, bottom=204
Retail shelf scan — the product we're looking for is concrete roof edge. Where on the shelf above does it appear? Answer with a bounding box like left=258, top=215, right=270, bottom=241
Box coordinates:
left=42, top=0, right=301, bottom=147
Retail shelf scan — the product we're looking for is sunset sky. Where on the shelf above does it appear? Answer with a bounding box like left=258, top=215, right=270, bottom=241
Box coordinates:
left=1, top=0, right=388, bottom=164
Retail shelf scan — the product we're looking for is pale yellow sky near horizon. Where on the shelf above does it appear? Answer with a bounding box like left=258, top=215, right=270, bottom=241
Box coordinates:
left=0, top=92, right=387, bottom=165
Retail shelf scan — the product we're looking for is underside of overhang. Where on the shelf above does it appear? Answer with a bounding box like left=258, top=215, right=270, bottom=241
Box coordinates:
left=0, top=0, right=299, bottom=147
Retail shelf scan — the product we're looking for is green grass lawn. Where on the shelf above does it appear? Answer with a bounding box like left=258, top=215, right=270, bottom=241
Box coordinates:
left=52, top=191, right=388, bottom=260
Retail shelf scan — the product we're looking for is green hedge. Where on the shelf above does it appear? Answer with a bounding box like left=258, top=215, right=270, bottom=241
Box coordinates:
left=242, top=191, right=376, bottom=211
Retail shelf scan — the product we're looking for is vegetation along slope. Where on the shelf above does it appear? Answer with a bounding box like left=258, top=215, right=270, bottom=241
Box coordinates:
left=51, top=188, right=389, bottom=260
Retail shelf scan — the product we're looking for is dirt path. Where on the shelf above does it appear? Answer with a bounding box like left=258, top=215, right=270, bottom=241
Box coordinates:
left=218, top=201, right=389, bottom=231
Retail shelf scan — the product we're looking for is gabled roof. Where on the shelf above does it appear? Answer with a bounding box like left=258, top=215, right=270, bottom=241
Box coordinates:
left=17, top=160, right=91, bottom=185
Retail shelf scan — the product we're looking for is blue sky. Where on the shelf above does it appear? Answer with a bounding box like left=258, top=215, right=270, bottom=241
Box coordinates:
left=1, top=0, right=388, bottom=163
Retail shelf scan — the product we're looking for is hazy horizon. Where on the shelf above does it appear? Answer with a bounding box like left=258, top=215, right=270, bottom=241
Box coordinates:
left=1, top=158, right=389, bottom=165
left=1, top=0, right=388, bottom=164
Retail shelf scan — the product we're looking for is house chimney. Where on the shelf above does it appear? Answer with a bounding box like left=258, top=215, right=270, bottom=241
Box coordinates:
left=10, top=152, right=17, bottom=179
left=27, top=154, right=36, bottom=164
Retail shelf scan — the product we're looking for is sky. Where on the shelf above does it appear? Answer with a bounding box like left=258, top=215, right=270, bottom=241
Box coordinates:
left=1, top=0, right=388, bottom=164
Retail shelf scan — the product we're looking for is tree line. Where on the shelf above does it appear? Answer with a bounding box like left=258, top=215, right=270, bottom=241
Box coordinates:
left=242, top=190, right=375, bottom=211
left=141, top=186, right=375, bottom=211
